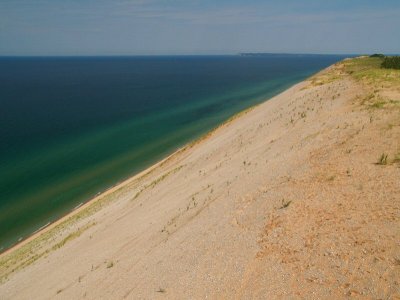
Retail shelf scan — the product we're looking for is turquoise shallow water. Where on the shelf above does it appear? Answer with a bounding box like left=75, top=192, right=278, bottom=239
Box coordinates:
left=0, top=55, right=347, bottom=250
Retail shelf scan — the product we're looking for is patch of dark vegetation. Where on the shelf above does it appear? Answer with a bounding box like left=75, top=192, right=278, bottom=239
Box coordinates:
left=377, top=153, right=388, bottom=165
left=279, top=199, right=292, bottom=209
left=369, top=53, right=385, bottom=58
left=381, top=56, right=400, bottom=70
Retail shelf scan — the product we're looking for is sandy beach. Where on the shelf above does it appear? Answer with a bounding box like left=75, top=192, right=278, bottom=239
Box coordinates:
left=0, top=57, right=399, bottom=299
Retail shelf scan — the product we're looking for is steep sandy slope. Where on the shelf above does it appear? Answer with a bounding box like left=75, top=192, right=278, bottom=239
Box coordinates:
left=0, top=58, right=399, bottom=299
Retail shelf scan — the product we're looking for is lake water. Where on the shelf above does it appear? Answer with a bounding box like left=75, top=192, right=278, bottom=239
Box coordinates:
left=0, top=54, right=347, bottom=250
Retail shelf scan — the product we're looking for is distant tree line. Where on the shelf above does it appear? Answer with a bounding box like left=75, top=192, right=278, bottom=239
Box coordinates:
left=370, top=53, right=385, bottom=58
left=369, top=54, right=400, bottom=70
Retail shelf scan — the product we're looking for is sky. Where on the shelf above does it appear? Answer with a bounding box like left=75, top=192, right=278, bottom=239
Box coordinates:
left=0, top=0, right=399, bottom=56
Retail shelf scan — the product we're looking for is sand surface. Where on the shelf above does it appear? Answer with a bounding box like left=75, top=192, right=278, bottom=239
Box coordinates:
left=0, top=58, right=399, bottom=299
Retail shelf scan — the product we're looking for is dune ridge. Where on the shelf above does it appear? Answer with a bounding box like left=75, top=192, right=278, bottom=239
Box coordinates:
left=1, top=57, right=399, bottom=299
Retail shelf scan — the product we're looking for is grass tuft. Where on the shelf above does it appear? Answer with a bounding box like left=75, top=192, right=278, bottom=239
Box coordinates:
left=132, top=165, right=184, bottom=200
left=377, top=153, right=388, bottom=165
left=327, top=175, right=336, bottom=181
left=370, top=101, right=386, bottom=109
left=279, top=199, right=292, bottom=209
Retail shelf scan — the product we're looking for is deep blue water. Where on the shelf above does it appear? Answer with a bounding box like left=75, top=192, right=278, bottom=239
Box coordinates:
left=0, top=54, right=347, bottom=250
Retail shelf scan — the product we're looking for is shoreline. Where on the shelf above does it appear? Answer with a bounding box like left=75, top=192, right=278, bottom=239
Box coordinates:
left=0, top=73, right=313, bottom=258
left=0, top=91, right=262, bottom=258
left=0, top=143, right=188, bottom=258
left=2, top=56, right=399, bottom=298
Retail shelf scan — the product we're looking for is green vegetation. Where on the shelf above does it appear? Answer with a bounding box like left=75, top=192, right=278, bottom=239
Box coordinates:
left=132, top=165, right=184, bottom=200
left=377, top=153, right=388, bottom=165
left=308, top=74, right=341, bottom=87
left=376, top=153, right=400, bottom=165
left=309, top=55, right=398, bottom=88
left=369, top=54, right=385, bottom=58
left=343, top=57, right=384, bottom=79
left=52, top=222, right=95, bottom=251
left=370, top=101, right=386, bottom=109
left=0, top=220, right=96, bottom=284
left=381, top=56, right=400, bottom=70
left=342, top=58, right=400, bottom=112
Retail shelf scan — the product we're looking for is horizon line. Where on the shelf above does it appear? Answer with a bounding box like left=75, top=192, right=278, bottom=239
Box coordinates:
left=0, top=52, right=363, bottom=58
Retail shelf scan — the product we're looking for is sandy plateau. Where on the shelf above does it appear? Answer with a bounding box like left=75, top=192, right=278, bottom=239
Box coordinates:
left=0, top=57, right=399, bottom=299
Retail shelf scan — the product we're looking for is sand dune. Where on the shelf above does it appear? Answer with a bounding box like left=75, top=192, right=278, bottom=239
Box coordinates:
left=1, top=57, right=399, bottom=299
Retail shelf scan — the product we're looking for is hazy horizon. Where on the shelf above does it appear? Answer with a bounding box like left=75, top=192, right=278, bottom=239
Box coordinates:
left=0, top=53, right=362, bottom=57
left=1, top=0, right=399, bottom=56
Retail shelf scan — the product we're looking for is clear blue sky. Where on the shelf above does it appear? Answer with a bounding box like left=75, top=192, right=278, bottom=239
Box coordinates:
left=1, top=0, right=399, bottom=55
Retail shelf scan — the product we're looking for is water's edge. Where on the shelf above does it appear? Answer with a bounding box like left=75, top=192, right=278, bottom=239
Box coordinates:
left=0, top=55, right=348, bottom=251
left=0, top=65, right=327, bottom=256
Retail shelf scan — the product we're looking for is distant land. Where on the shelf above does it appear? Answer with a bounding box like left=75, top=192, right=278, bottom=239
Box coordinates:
left=239, top=52, right=357, bottom=57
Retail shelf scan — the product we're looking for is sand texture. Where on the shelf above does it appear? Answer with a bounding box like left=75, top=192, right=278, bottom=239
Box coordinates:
left=0, top=57, right=399, bottom=299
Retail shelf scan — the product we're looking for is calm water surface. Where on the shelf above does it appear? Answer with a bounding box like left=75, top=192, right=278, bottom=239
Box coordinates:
left=0, top=54, right=347, bottom=249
